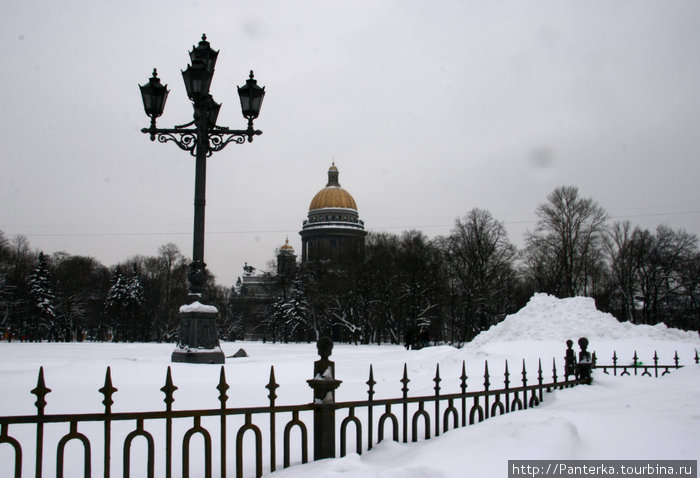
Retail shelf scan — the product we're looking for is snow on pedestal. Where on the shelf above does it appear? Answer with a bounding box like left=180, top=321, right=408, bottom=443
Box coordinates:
left=172, top=301, right=224, bottom=364
left=179, top=301, right=218, bottom=314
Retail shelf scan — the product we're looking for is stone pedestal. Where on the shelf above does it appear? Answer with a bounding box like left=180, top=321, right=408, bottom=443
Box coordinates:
left=307, top=377, right=342, bottom=460
left=307, top=337, right=342, bottom=460
left=171, top=302, right=225, bottom=364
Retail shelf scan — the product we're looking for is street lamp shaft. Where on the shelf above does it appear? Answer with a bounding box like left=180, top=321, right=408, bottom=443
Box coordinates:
left=187, top=98, right=214, bottom=299
left=193, top=129, right=207, bottom=266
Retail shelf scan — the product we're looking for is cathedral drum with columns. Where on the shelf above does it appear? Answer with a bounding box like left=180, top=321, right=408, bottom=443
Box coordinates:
left=299, top=163, right=367, bottom=263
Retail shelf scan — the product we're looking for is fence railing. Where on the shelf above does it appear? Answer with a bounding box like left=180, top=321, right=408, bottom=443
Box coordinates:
left=1, top=339, right=695, bottom=478
left=592, top=349, right=699, bottom=377
left=1, top=365, right=313, bottom=478
left=332, top=357, right=581, bottom=455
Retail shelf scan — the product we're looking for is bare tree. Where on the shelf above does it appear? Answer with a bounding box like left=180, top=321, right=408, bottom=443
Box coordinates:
left=156, top=243, right=187, bottom=340
left=52, top=253, right=110, bottom=341
left=634, top=225, right=697, bottom=325
left=446, top=208, right=517, bottom=342
left=524, top=186, right=608, bottom=297
left=363, top=232, right=402, bottom=343
left=158, top=243, right=184, bottom=309
left=604, top=221, right=638, bottom=322
left=395, top=230, right=444, bottom=346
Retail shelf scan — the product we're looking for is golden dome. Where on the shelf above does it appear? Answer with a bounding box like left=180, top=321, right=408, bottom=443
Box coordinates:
left=280, top=237, right=294, bottom=251
left=309, top=163, right=358, bottom=211
left=309, top=187, right=357, bottom=210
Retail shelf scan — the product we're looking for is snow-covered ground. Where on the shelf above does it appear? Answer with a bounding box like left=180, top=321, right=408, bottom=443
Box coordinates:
left=1, top=294, right=699, bottom=478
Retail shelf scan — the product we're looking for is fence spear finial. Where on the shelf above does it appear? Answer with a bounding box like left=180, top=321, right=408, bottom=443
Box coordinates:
left=161, top=366, right=177, bottom=411
left=218, top=366, right=230, bottom=406
left=366, top=365, right=376, bottom=400
left=99, top=366, right=118, bottom=412
left=266, top=366, right=279, bottom=405
left=483, top=361, right=490, bottom=391
left=460, top=360, right=468, bottom=393
left=401, top=363, right=410, bottom=398
left=504, top=360, right=511, bottom=389
left=433, top=364, right=441, bottom=396
left=31, top=366, right=51, bottom=416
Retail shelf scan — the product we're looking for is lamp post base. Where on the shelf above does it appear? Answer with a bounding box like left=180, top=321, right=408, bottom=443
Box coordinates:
left=171, top=302, right=225, bottom=364
left=172, top=346, right=225, bottom=364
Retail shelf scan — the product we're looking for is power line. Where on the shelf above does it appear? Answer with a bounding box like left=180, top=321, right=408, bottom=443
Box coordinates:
left=5, top=210, right=699, bottom=239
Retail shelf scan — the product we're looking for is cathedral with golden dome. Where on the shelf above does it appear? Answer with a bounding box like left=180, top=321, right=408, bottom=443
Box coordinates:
left=232, top=163, right=367, bottom=339
left=299, top=163, right=367, bottom=263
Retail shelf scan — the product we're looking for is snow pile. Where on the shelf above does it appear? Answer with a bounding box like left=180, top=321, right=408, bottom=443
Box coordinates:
left=471, top=293, right=698, bottom=346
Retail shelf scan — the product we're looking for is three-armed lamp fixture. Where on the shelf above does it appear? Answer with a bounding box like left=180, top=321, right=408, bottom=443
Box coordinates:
left=139, top=34, right=265, bottom=364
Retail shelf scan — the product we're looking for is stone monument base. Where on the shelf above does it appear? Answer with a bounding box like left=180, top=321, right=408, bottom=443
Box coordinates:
left=171, top=346, right=225, bottom=364
left=171, top=302, right=225, bottom=364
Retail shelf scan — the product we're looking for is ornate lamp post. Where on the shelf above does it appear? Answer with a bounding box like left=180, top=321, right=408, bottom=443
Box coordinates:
left=139, top=34, right=265, bottom=364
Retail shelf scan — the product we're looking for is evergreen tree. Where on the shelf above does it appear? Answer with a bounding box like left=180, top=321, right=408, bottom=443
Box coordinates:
left=105, top=265, right=145, bottom=341
left=221, top=302, right=246, bottom=341
left=0, top=271, right=13, bottom=340
left=105, top=267, right=128, bottom=341
left=126, top=266, right=145, bottom=340
left=263, top=296, right=287, bottom=343
left=282, top=276, right=311, bottom=342
left=28, top=252, right=57, bottom=341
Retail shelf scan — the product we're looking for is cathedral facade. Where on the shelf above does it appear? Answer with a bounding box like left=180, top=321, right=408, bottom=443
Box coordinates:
left=231, top=163, right=366, bottom=340
left=299, top=163, right=367, bottom=263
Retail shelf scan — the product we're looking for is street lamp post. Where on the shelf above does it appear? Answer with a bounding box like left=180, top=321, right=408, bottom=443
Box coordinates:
left=139, top=35, right=265, bottom=364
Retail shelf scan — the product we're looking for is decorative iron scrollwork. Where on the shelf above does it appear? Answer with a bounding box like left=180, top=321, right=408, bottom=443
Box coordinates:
left=142, top=125, right=259, bottom=157
left=209, top=132, right=247, bottom=153
left=157, top=131, right=198, bottom=155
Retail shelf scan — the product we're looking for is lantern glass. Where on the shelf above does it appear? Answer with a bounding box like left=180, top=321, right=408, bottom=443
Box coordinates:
left=237, top=71, right=265, bottom=120
left=189, top=34, right=219, bottom=74
left=139, top=69, right=169, bottom=118
left=182, top=61, right=213, bottom=101
left=209, top=100, right=221, bottom=125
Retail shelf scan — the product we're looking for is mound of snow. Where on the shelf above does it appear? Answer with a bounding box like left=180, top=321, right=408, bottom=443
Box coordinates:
left=471, top=293, right=698, bottom=346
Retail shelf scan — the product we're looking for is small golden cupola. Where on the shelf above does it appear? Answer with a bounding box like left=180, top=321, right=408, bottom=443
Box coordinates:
left=280, top=237, right=294, bottom=252
left=277, top=237, right=297, bottom=276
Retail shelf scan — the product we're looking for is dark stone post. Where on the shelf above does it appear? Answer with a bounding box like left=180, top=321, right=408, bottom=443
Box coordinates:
left=307, top=337, right=342, bottom=460
left=564, top=339, right=577, bottom=379
left=577, top=337, right=592, bottom=383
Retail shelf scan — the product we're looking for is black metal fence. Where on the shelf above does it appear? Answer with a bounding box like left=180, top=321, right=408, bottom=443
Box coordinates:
left=1, top=341, right=696, bottom=478
left=592, top=349, right=699, bottom=377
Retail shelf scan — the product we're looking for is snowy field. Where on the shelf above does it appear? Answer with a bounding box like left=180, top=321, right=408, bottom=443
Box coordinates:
left=1, top=294, right=699, bottom=478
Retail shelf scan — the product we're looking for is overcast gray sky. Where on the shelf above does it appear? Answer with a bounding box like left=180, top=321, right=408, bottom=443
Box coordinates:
left=2, top=1, right=699, bottom=287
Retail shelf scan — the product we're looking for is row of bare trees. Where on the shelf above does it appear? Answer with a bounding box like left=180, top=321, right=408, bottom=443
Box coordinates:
left=2, top=185, right=699, bottom=344
left=521, top=186, right=699, bottom=330
left=259, top=186, right=699, bottom=345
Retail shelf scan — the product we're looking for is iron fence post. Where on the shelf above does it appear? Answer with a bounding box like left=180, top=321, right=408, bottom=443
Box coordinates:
left=307, top=337, right=341, bottom=460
